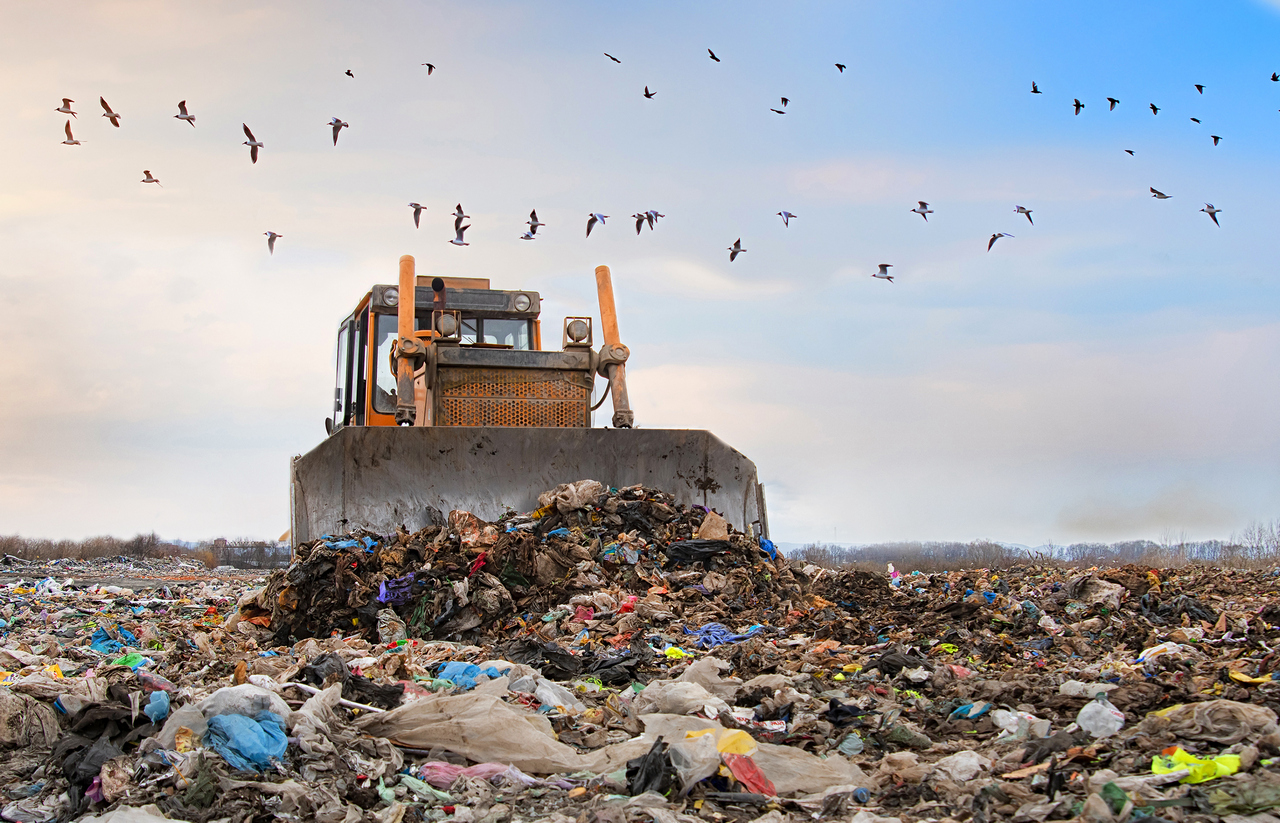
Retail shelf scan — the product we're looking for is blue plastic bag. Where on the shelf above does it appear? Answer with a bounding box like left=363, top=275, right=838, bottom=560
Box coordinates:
left=143, top=690, right=170, bottom=724
left=436, top=662, right=506, bottom=690
left=205, top=711, right=287, bottom=772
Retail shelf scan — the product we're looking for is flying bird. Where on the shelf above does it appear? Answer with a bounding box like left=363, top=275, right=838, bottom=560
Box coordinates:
left=1015, top=205, right=1034, bottom=225
left=910, top=201, right=933, bottom=221
left=453, top=203, right=470, bottom=230
left=519, top=231, right=535, bottom=240
left=1150, top=103, right=1160, bottom=115
left=174, top=100, right=195, bottom=127
left=140, top=170, right=161, bottom=186
left=328, top=117, right=349, bottom=146
left=604, top=53, right=621, bottom=63
left=99, top=97, right=121, bottom=127
left=1125, top=149, right=1135, bottom=156
left=1200, top=203, right=1221, bottom=226
left=56, top=98, right=76, bottom=117
left=708, top=49, right=720, bottom=62
left=643, top=86, right=655, bottom=99
left=527, top=209, right=545, bottom=234
left=1211, top=134, right=1222, bottom=146
left=1195, top=84, right=1205, bottom=94
left=61, top=121, right=81, bottom=145
left=422, top=63, right=436, bottom=75
left=645, top=209, right=664, bottom=229
left=1073, top=98, right=1084, bottom=115
left=409, top=203, right=423, bottom=228
left=835, top=63, right=846, bottom=73
left=987, top=232, right=1013, bottom=251
left=1030, top=81, right=1041, bottom=94
left=451, top=224, right=471, bottom=246
left=1272, top=72, right=1278, bottom=82
left=1150, top=187, right=1171, bottom=199
left=265, top=231, right=281, bottom=255
left=780, top=97, right=789, bottom=107
left=1190, top=117, right=1201, bottom=124
left=727, top=238, right=745, bottom=262
left=632, top=213, right=647, bottom=235
left=778, top=210, right=797, bottom=226
left=345, top=69, right=354, bottom=78
left=872, top=264, right=894, bottom=282
left=242, top=124, right=263, bottom=164
left=770, top=108, right=786, bottom=115
left=1107, top=97, right=1119, bottom=111
left=586, top=213, right=608, bottom=237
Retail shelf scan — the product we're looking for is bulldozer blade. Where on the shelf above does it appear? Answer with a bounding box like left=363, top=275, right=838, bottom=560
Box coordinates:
left=290, top=427, right=767, bottom=546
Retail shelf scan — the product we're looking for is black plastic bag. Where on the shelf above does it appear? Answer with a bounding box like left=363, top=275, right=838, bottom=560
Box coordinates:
left=663, top=540, right=731, bottom=568
left=626, top=735, right=674, bottom=797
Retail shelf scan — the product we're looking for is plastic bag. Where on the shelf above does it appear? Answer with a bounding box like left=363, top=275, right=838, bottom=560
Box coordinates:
left=668, top=733, right=719, bottom=794
left=1152, top=747, right=1240, bottom=784
left=199, top=684, right=291, bottom=721
left=676, top=657, right=741, bottom=701
left=534, top=678, right=587, bottom=713
left=143, top=690, right=170, bottom=724
left=205, top=710, right=287, bottom=772
left=931, top=751, right=991, bottom=782
left=376, top=609, right=407, bottom=644
left=626, top=736, right=675, bottom=796
left=1134, top=700, right=1279, bottom=746
left=632, top=680, right=730, bottom=717
left=723, top=753, right=776, bottom=796
left=538, top=479, right=605, bottom=513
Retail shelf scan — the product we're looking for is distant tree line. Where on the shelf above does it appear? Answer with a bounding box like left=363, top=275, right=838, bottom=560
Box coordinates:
left=0, top=533, right=290, bottom=569
left=789, top=519, right=1280, bottom=572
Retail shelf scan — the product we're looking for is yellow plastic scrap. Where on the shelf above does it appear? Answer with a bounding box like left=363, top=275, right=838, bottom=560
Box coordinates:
left=1151, top=747, right=1240, bottom=784
left=0, top=671, right=13, bottom=687
left=933, top=643, right=960, bottom=655
left=1228, top=671, right=1274, bottom=685
left=687, top=728, right=758, bottom=756
left=42, top=664, right=64, bottom=679
left=664, top=647, right=691, bottom=660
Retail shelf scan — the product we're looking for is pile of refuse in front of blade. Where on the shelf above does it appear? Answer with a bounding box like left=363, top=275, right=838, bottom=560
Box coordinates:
left=5, top=481, right=1280, bottom=823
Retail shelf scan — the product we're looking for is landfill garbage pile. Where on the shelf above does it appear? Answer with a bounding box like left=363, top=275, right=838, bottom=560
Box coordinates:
left=4, top=481, right=1280, bottom=823
left=0, top=555, right=262, bottom=586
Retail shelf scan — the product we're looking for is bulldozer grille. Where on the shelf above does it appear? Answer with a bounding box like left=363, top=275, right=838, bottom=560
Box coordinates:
left=435, top=367, right=592, bottom=427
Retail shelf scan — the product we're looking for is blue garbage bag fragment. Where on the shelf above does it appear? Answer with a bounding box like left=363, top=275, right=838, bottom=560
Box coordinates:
left=948, top=701, right=993, bottom=721
left=544, top=528, right=571, bottom=538
left=436, top=662, right=507, bottom=690
left=144, top=690, right=170, bottom=724
left=682, top=622, right=767, bottom=649
left=322, top=536, right=378, bottom=552
left=759, top=538, right=777, bottom=560
left=205, top=711, right=287, bottom=772
left=377, top=573, right=417, bottom=605
left=88, top=626, right=138, bottom=655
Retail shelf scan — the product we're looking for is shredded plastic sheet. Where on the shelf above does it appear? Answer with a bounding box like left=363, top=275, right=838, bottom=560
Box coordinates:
left=204, top=710, right=287, bottom=772
left=682, top=621, right=767, bottom=649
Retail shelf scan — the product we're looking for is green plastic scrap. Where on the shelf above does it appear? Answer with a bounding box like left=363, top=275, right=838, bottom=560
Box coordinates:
left=376, top=777, right=396, bottom=806
left=399, top=774, right=451, bottom=802
left=1099, top=782, right=1129, bottom=815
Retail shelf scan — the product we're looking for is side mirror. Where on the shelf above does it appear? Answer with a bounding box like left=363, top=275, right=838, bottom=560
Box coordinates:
left=324, top=417, right=334, bottom=435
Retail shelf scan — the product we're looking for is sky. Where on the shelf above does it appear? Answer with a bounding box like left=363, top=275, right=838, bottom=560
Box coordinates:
left=2, top=1, right=1279, bottom=545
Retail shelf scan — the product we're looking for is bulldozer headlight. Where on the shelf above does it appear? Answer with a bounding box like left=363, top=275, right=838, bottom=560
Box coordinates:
left=436, top=313, right=459, bottom=337
left=514, top=293, right=532, bottom=312
left=383, top=287, right=399, bottom=307
left=566, top=318, right=589, bottom=343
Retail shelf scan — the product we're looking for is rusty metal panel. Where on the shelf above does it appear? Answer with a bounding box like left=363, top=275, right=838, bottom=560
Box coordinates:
left=435, top=367, right=591, bottom=427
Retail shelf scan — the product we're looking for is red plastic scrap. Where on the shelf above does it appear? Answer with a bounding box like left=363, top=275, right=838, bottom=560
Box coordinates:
left=722, top=753, right=776, bottom=796
left=468, top=552, right=488, bottom=577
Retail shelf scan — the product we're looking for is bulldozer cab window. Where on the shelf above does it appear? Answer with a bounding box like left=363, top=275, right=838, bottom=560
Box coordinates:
left=455, top=317, right=532, bottom=349
left=333, top=320, right=353, bottom=427
left=373, top=313, right=399, bottom=414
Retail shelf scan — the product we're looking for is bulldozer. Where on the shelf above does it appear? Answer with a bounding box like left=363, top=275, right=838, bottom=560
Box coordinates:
left=289, top=255, right=769, bottom=545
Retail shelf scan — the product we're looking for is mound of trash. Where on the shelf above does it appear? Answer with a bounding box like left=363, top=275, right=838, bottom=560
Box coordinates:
left=3, top=480, right=1280, bottom=823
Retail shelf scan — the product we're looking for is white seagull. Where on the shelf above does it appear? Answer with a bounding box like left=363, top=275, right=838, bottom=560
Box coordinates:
left=99, top=97, right=121, bottom=127
left=527, top=209, right=545, bottom=234
left=872, top=264, right=894, bottom=282
left=1015, top=205, right=1034, bottom=225
left=242, top=124, right=263, bottom=164
left=645, top=210, right=664, bottom=229
left=778, top=210, right=797, bottom=227
left=453, top=203, right=470, bottom=230
left=1150, top=187, right=1172, bottom=200
left=328, top=117, right=348, bottom=146
left=61, top=121, right=81, bottom=145
left=632, top=213, right=647, bottom=234
left=140, top=170, right=161, bottom=186
left=910, top=201, right=933, bottom=221
left=586, top=213, right=608, bottom=238
left=1200, top=204, right=1222, bottom=227
left=451, top=223, right=471, bottom=246
left=728, top=238, right=745, bottom=262
left=174, top=100, right=195, bottom=127
left=56, top=98, right=77, bottom=117
left=987, top=232, right=1013, bottom=251
left=265, top=232, right=281, bottom=255
left=409, top=203, right=423, bottom=228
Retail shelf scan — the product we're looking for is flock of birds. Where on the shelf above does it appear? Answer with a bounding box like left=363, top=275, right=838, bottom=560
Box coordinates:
left=52, top=51, right=1275, bottom=281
